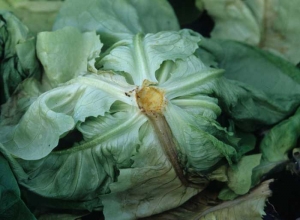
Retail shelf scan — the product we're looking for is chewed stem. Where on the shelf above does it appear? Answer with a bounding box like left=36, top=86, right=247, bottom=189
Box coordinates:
left=148, top=113, right=205, bottom=189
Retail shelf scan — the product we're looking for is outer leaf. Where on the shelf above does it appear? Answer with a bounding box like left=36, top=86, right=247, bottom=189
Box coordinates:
left=196, top=180, right=272, bottom=220
left=1, top=0, right=63, bottom=35
left=53, top=0, right=179, bottom=47
left=101, top=122, right=200, bottom=220
left=126, top=0, right=179, bottom=33
left=197, top=0, right=260, bottom=45
left=13, top=109, right=146, bottom=202
left=226, top=154, right=261, bottom=195
left=260, top=107, right=300, bottom=162
left=198, top=39, right=300, bottom=94
left=15, top=111, right=146, bottom=202
left=100, top=30, right=201, bottom=85
left=0, top=73, right=136, bottom=160
left=197, top=39, right=300, bottom=131
left=234, top=131, right=256, bottom=157
left=197, top=0, right=300, bottom=64
left=214, top=78, right=300, bottom=131
left=36, top=26, right=102, bottom=87
left=0, top=11, right=41, bottom=104
left=142, top=179, right=273, bottom=220
left=252, top=107, right=300, bottom=185
left=0, top=147, right=36, bottom=220
left=0, top=77, right=44, bottom=127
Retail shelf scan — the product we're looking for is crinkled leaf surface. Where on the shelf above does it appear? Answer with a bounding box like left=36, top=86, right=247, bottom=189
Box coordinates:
left=0, top=73, right=136, bottom=160
left=164, top=102, right=237, bottom=172
left=187, top=180, right=272, bottom=220
left=160, top=55, right=223, bottom=100
left=100, top=30, right=201, bottom=85
left=142, top=180, right=273, bottom=220
left=14, top=109, right=147, bottom=201
left=53, top=0, right=179, bottom=47
left=1, top=26, right=103, bottom=139
left=101, top=122, right=200, bottom=220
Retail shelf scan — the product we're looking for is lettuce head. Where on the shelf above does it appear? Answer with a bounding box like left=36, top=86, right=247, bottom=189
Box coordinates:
left=1, top=0, right=300, bottom=219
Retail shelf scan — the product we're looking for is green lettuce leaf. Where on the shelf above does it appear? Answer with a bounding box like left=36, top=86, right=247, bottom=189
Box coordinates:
left=13, top=108, right=147, bottom=202
left=0, top=0, right=63, bottom=35
left=260, top=107, right=300, bottom=162
left=0, top=77, right=44, bottom=127
left=197, top=0, right=300, bottom=64
left=0, top=26, right=102, bottom=142
left=226, top=154, right=261, bottom=195
left=160, top=55, right=222, bottom=100
left=53, top=0, right=179, bottom=47
left=142, top=179, right=273, bottom=220
left=36, top=26, right=102, bottom=87
left=0, top=11, right=41, bottom=104
left=197, top=39, right=300, bottom=131
left=100, top=30, right=201, bottom=85
left=196, top=0, right=260, bottom=45
left=252, top=107, right=300, bottom=185
left=0, top=146, right=36, bottom=220
left=0, top=72, right=137, bottom=160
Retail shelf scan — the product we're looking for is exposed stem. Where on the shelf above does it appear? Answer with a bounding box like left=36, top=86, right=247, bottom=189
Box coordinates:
left=147, top=113, right=206, bottom=189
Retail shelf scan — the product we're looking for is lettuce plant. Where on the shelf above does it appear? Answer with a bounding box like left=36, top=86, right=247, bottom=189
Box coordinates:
left=1, top=0, right=300, bottom=219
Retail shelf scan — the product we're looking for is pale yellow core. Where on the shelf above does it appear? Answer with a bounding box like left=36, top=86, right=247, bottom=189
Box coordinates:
left=136, top=86, right=165, bottom=113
